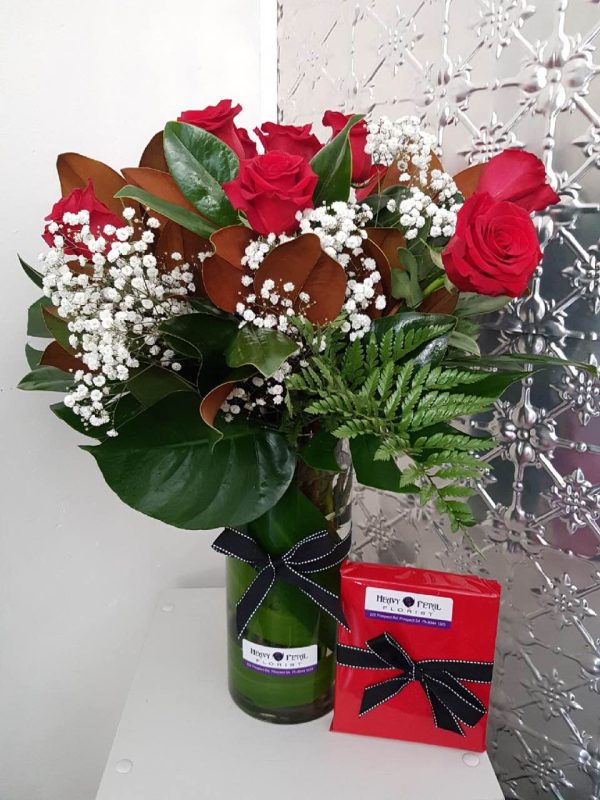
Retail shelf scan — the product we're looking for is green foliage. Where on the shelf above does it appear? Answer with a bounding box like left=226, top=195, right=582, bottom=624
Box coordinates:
left=19, top=255, right=43, bottom=288
left=310, top=114, right=363, bottom=206
left=300, top=429, right=341, bottom=473
left=25, top=344, right=44, bottom=369
left=163, top=121, right=239, bottom=227
left=115, top=185, right=217, bottom=238
left=127, top=365, right=193, bottom=407
left=51, top=392, right=143, bottom=439
left=18, top=365, right=73, bottom=392
left=84, top=392, right=296, bottom=529
left=27, top=297, right=53, bottom=338
left=226, top=326, right=299, bottom=378
left=159, top=312, right=239, bottom=360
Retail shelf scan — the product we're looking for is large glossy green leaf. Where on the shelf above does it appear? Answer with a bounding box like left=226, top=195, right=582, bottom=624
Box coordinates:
left=163, top=122, right=239, bottom=227
left=19, top=255, right=43, bottom=288
left=115, top=185, right=217, bottom=238
left=27, top=297, right=53, bottom=337
left=127, top=365, right=193, bottom=407
left=159, top=313, right=239, bottom=360
left=310, top=114, right=363, bottom=206
left=25, top=344, right=44, bottom=369
left=300, top=430, right=341, bottom=473
left=83, top=392, right=296, bottom=529
left=226, top=326, right=299, bottom=378
left=350, top=434, right=418, bottom=492
left=41, top=308, right=73, bottom=352
left=18, top=365, right=73, bottom=392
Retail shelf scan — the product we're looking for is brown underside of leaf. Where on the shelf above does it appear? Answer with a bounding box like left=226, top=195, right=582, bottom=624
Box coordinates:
left=419, top=287, right=459, bottom=314
left=40, top=341, right=85, bottom=373
left=139, top=131, right=168, bottom=172
left=453, top=163, right=485, bottom=200
left=366, top=227, right=406, bottom=272
left=253, top=234, right=346, bottom=324
left=201, top=226, right=256, bottom=312
left=56, top=153, right=126, bottom=217
left=200, top=381, right=236, bottom=428
left=155, top=222, right=209, bottom=294
left=121, top=167, right=197, bottom=212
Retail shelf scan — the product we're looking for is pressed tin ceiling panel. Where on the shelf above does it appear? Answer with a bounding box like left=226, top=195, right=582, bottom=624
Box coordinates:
left=278, top=1, right=600, bottom=797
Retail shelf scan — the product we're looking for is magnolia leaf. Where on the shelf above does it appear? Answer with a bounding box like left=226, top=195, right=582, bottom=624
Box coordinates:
left=160, top=313, right=238, bottom=360
left=299, top=429, right=341, bottom=473
left=51, top=393, right=142, bottom=439
left=202, top=226, right=255, bottom=313
left=56, top=153, right=126, bottom=216
left=19, top=255, right=43, bottom=288
left=27, top=297, right=53, bottom=338
left=139, top=131, right=168, bottom=171
left=253, top=234, right=346, bottom=324
left=40, top=341, right=84, bottom=373
left=18, top=365, right=73, bottom=392
left=41, top=308, right=74, bottom=352
left=127, top=365, right=193, bottom=408
left=25, top=344, right=44, bottom=369
left=226, top=326, right=299, bottom=378
left=115, top=185, right=216, bottom=238
left=163, top=122, right=239, bottom=227
left=453, top=163, right=485, bottom=200
left=121, top=167, right=196, bottom=212
left=311, top=114, right=363, bottom=206
left=83, top=392, right=296, bottom=529
left=365, top=228, right=406, bottom=271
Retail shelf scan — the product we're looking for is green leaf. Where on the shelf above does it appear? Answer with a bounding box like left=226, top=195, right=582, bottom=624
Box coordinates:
left=226, top=326, right=299, bottom=378
left=310, top=114, right=363, bottom=206
left=163, top=121, right=239, bottom=227
left=19, top=254, right=43, bottom=288
left=27, top=297, right=53, bottom=337
left=188, top=297, right=230, bottom=316
left=159, top=313, right=239, bottom=360
left=127, top=365, right=193, bottom=407
left=51, top=393, right=142, bottom=439
left=18, top=365, right=73, bottom=392
left=391, top=268, right=411, bottom=301
left=115, top=185, right=217, bottom=238
left=300, top=430, right=341, bottom=473
left=350, top=434, right=418, bottom=492
left=83, top=392, right=296, bottom=529
left=450, top=353, right=597, bottom=377
left=455, top=292, right=512, bottom=317
left=25, top=344, right=44, bottom=369
left=42, top=308, right=73, bottom=352
left=448, top=329, right=481, bottom=356
left=248, top=483, right=328, bottom=555
left=372, top=312, right=456, bottom=360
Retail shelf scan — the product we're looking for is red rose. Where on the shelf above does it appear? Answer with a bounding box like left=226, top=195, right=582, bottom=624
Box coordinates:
left=237, top=127, right=258, bottom=159
left=443, top=192, right=542, bottom=297
left=476, top=149, right=559, bottom=213
left=254, top=122, right=321, bottom=160
left=178, top=99, right=245, bottom=158
left=43, top=180, right=122, bottom=259
left=223, top=151, right=318, bottom=235
left=322, top=110, right=379, bottom=191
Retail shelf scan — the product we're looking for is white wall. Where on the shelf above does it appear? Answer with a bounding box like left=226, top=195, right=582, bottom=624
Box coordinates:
left=0, top=3, right=274, bottom=799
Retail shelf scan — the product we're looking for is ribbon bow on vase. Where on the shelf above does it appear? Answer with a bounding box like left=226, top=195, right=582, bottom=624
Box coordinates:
left=336, top=632, right=494, bottom=736
left=212, top=527, right=351, bottom=637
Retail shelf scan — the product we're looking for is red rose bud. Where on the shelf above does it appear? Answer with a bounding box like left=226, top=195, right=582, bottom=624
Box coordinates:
left=322, top=110, right=379, bottom=189
left=476, top=149, right=559, bottom=213
left=43, top=180, right=122, bottom=259
left=236, top=127, right=258, bottom=159
left=178, top=99, right=245, bottom=158
left=442, top=192, right=542, bottom=297
left=254, top=122, right=322, bottom=161
left=223, top=151, right=318, bottom=236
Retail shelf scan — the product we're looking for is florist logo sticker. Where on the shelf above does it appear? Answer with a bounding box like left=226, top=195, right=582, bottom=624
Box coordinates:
left=364, top=586, right=453, bottom=629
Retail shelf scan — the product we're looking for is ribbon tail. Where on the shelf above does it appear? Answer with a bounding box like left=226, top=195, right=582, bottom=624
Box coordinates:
left=235, top=563, right=275, bottom=639
left=426, top=673, right=488, bottom=727
left=281, top=566, right=350, bottom=630
left=422, top=681, right=466, bottom=735
left=360, top=676, right=411, bottom=716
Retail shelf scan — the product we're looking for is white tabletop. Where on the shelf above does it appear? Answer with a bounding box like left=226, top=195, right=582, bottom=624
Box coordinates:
left=95, top=588, right=503, bottom=800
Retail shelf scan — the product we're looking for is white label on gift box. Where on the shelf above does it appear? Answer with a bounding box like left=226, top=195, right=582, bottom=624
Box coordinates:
left=364, top=586, right=453, bottom=629
left=242, top=640, right=318, bottom=676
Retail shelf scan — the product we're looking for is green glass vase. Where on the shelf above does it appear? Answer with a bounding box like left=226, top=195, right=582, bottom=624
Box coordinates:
left=225, top=449, right=352, bottom=724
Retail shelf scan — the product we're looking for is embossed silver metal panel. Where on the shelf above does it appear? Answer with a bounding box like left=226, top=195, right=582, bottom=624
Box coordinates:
left=279, top=2, right=600, bottom=797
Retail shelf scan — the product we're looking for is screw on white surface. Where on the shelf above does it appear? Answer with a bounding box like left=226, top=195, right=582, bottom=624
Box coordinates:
left=115, top=759, right=133, bottom=774
left=462, top=753, right=480, bottom=768
left=162, top=603, right=175, bottom=612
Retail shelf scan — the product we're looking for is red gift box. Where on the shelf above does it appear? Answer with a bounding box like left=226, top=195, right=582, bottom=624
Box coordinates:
left=331, top=561, right=501, bottom=752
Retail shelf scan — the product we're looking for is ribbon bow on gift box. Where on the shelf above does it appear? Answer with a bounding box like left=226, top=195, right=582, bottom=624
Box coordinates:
left=212, top=527, right=351, bottom=637
left=336, top=632, right=494, bottom=736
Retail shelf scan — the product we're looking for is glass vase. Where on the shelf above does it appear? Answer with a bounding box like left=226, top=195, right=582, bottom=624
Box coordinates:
left=225, top=448, right=352, bottom=724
